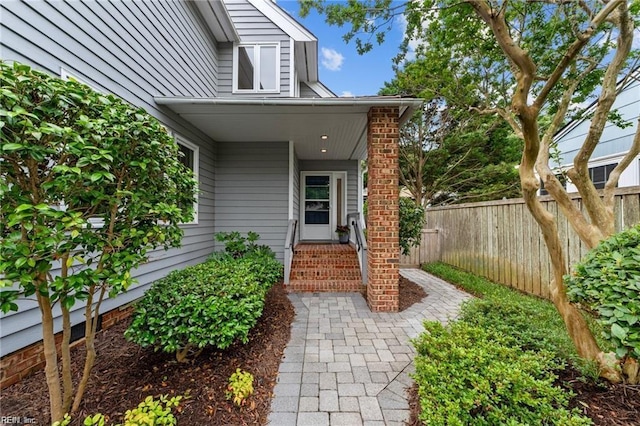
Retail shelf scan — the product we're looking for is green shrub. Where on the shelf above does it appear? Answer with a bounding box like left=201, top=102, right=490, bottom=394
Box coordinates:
left=215, top=231, right=274, bottom=259
left=125, top=255, right=282, bottom=362
left=412, top=321, right=592, bottom=425
left=399, top=197, right=425, bottom=256
left=565, top=225, right=640, bottom=360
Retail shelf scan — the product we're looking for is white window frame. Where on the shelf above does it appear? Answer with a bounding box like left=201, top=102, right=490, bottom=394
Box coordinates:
left=175, top=135, right=200, bottom=225
left=232, top=42, right=281, bottom=93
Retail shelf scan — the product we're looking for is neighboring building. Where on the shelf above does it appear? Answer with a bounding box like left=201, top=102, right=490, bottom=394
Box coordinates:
left=0, top=0, right=421, bottom=383
left=547, top=70, right=640, bottom=194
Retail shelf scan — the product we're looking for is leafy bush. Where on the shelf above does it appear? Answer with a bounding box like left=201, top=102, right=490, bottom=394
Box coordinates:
left=125, top=254, right=282, bottom=362
left=565, top=225, right=640, bottom=360
left=399, top=197, right=425, bottom=256
left=0, top=60, right=195, bottom=420
left=412, top=321, right=592, bottom=425
left=215, top=231, right=273, bottom=258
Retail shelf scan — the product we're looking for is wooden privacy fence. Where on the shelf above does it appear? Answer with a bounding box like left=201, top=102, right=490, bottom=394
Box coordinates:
left=400, top=229, right=441, bottom=267
left=404, top=186, right=640, bottom=298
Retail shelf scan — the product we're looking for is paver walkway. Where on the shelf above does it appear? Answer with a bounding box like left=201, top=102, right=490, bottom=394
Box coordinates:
left=268, top=269, right=472, bottom=426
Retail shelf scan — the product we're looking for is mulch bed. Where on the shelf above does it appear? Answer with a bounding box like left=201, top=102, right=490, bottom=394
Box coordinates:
left=1, top=283, right=294, bottom=425
left=398, top=274, right=428, bottom=312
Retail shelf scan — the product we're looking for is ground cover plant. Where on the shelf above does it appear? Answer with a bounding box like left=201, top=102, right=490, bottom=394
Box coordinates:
left=0, top=61, right=196, bottom=422
left=416, top=262, right=640, bottom=425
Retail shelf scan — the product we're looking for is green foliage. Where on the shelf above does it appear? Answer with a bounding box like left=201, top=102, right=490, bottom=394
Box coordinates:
left=565, top=225, right=640, bottom=360
left=399, top=197, right=425, bottom=256
left=52, top=395, right=182, bottom=426
left=412, top=321, right=592, bottom=425
left=125, top=253, right=282, bottom=358
left=215, top=231, right=272, bottom=259
left=386, top=93, right=521, bottom=207
left=226, top=368, right=254, bottom=407
left=0, top=60, right=196, bottom=418
left=423, top=262, right=608, bottom=364
left=0, top=60, right=196, bottom=311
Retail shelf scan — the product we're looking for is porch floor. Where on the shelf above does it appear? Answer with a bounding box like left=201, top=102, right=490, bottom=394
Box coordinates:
left=287, top=243, right=364, bottom=293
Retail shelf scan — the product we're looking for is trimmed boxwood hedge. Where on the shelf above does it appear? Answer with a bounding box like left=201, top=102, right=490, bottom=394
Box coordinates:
left=124, top=252, right=282, bottom=361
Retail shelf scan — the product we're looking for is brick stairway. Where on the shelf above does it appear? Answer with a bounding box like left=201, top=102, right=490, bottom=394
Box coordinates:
left=288, top=243, right=364, bottom=292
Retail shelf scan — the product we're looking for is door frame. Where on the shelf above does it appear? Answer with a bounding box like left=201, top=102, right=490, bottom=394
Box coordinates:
left=299, top=171, right=347, bottom=241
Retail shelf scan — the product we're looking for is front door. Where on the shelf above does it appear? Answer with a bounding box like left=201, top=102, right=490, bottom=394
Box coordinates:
left=300, top=172, right=346, bottom=241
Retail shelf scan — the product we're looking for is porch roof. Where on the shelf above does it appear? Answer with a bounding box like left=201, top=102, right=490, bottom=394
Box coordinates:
left=154, top=96, right=422, bottom=160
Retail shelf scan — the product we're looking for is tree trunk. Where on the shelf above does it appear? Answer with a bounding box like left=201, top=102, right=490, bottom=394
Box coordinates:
left=521, top=171, right=622, bottom=383
left=71, top=286, right=101, bottom=413
left=37, top=292, right=64, bottom=422
left=61, top=305, right=73, bottom=413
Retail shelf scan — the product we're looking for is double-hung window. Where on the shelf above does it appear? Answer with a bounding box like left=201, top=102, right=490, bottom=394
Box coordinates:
left=233, top=43, right=280, bottom=93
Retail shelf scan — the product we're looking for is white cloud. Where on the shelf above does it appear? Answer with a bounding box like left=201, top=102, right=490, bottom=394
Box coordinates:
left=341, top=91, right=354, bottom=97
left=321, top=47, right=345, bottom=71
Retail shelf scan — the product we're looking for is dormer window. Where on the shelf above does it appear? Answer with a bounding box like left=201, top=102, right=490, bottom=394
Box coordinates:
left=233, top=43, right=280, bottom=93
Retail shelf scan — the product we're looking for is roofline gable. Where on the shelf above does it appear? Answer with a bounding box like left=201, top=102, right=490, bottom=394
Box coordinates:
left=247, top=0, right=316, bottom=42
left=194, top=1, right=239, bottom=42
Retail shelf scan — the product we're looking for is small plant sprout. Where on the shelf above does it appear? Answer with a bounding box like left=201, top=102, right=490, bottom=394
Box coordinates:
left=226, top=369, right=254, bottom=407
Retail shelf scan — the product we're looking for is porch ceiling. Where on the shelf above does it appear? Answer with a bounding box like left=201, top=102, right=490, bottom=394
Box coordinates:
left=154, top=97, right=422, bottom=160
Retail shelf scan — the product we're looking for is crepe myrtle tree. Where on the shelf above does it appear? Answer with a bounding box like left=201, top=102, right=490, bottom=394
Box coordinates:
left=300, top=0, right=639, bottom=382
left=0, top=61, right=197, bottom=421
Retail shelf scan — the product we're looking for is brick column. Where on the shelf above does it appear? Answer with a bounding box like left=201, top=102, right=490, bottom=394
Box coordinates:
left=366, top=107, right=399, bottom=312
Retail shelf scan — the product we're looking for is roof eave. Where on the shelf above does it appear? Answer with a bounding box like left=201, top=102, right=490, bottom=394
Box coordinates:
left=195, top=1, right=239, bottom=42
left=154, top=96, right=423, bottom=125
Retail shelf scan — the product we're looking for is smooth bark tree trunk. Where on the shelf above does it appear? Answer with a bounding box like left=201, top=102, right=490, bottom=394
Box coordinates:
left=37, top=292, right=64, bottom=422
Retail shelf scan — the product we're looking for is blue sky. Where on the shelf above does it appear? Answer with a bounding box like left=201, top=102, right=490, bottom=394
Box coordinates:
left=279, top=1, right=406, bottom=97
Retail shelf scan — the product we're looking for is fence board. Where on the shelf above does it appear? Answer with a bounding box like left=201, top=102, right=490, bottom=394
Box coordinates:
left=403, top=187, right=640, bottom=298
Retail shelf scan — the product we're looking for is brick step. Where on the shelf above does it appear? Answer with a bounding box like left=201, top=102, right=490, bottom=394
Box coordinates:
left=288, top=243, right=363, bottom=292
left=290, top=272, right=362, bottom=280
left=287, top=279, right=364, bottom=293
left=291, top=261, right=360, bottom=268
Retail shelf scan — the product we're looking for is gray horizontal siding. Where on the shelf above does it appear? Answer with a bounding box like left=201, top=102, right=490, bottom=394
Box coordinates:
left=557, top=79, right=639, bottom=166
left=0, top=0, right=219, bottom=356
left=299, top=160, right=360, bottom=214
left=218, top=0, right=292, bottom=96
left=300, top=82, right=322, bottom=98
left=215, top=142, right=289, bottom=261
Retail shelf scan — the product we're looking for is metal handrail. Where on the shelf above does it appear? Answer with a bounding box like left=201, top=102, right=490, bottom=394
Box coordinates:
left=284, top=219, right=297, bottom=285
left=285, top=219, right=297, bottom=251
left=346, top=212, right=367, bottom=284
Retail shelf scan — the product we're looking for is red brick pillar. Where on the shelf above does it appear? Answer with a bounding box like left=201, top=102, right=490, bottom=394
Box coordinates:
left=366, top=107, right=399, bottom=312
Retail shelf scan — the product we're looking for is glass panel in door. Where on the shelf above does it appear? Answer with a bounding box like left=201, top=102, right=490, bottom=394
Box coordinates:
left=303, top=175, right=331, bottom=240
